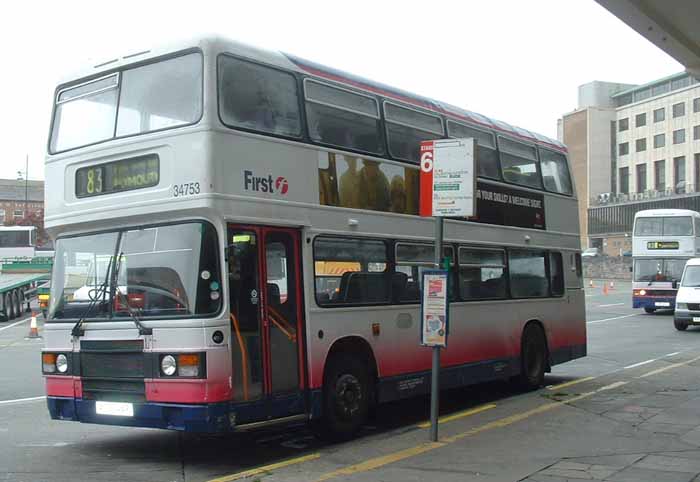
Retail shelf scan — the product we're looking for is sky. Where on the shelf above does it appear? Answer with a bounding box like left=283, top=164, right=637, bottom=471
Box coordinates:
left=0, top=0, right=683, bottom=180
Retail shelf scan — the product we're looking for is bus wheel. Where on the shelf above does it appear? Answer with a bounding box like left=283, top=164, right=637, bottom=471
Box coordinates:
left=320, top=355, right=370, bottom=440
left=644, top=308, right=656, bottom=314
left=674, top=319, right=688, bottom=331
left=517, top=324, right=547, bottom=390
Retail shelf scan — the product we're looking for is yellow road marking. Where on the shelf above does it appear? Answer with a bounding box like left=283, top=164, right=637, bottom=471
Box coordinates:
left=314, top=380, right=637, bottom=481
left=208, top=452, right=321, bottom=482
left=547, top=376, right=595, bottom=391
left=315, top=442, right=445, bottom=481
left=638, top=354, right=700, bottom=378
left=243, top=354, right=700, bottom=482
left=416, top=403, right=496, bottom=428
left=598, top=381, right=628, bottom=391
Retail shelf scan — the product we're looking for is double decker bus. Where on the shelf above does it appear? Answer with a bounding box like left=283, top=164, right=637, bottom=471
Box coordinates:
left=42, top=37, right=585, bottom=438
left=632, top=209, right=700, bottom=313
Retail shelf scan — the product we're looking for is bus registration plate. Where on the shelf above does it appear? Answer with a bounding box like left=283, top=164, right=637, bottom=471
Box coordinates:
left=655, top=302, right=670, bottom=307
left=96, top=401, right=134, bottom=417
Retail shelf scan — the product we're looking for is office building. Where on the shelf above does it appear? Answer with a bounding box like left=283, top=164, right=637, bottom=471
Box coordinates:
left=559, top=72, right=700, bottom=255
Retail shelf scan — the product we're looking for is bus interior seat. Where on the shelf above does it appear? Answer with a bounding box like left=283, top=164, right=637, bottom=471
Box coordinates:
left=482, top=277, right=505, bottom=298
left=337, top=271, right=389, bottom=303
left=543, top=175, right=557, bottom=191
left=402, top=280, right=420, bottom=302
left=390, top=271, right=408, bottom=302
left=267, top=283, right=281, bottom=307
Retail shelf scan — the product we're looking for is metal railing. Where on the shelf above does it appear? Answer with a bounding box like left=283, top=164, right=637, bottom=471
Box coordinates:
left=590, top=183, right=700, bottom=207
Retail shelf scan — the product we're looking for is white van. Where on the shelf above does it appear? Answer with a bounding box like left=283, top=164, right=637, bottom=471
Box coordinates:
left=673, top=258, right=700, bottom=330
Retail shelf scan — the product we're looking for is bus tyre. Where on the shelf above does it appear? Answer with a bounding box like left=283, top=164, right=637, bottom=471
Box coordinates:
left=319, top=355, right=370, bottom=440
left=644, top=308, right=656, bottom=314
left=674, top=319, right=688, bottom=331
left=517, top=324, right=547, bottom=391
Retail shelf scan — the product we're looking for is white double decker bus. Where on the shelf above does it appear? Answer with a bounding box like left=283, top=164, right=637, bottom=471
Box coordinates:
left=632, top=209, right=700, bottom=313
left=42, top=37, right=586, bottom=437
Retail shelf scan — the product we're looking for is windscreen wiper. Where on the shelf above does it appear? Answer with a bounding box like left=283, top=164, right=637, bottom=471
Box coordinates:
left=112, top=252, right=152, bottom=336
left=71, top=256, right=113, bottom=337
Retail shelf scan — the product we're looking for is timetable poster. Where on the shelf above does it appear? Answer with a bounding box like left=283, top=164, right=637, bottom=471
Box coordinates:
left=421, top=270, right=449, bottom=347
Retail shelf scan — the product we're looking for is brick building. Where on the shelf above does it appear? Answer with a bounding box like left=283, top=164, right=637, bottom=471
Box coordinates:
left=0, top=179, right=46, bottom=245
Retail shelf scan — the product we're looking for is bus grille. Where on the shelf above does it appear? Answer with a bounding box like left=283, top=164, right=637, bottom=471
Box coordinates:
left=642, top=290, right=675, bottom=297
left=82, top=379, right=146, bottom=402
left=688, top=303, right=700, bottom=311
left=79, top=340, right=147, bottom=402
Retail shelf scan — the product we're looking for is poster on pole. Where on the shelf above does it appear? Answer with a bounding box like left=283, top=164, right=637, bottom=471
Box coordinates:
left=419, top=138, right=476, bottom=218
left=420, top=270, right=449, bottom=347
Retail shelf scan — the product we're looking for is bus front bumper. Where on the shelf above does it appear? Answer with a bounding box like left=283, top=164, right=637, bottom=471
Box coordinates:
left=47, top=397, right=234, bottom=432
left=633, top=296, right=675, bottom=310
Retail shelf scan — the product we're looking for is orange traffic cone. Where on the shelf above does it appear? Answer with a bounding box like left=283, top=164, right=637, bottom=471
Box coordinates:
left=26, top=313, right=40, bottom=339
left=603, top=283, right=609, bottom=295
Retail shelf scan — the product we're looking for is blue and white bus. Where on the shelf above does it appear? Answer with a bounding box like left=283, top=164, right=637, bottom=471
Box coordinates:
left=632, top=209, right=700, bottom=312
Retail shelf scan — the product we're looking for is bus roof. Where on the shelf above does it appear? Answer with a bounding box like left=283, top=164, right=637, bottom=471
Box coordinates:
left=54, top=35, right=566, bottom=154
left=686, top=258, right=700, bottom=266
left=635, top=209, right=700, bottom=218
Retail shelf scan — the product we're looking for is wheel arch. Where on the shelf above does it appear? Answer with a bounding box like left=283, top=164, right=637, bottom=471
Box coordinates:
left=323, top=335, right=379, bottom=384
left=521, top=319, right=551, bottom=372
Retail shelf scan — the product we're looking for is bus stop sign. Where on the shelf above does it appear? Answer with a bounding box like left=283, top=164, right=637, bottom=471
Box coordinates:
left=419, top=138, right=476, bottom=217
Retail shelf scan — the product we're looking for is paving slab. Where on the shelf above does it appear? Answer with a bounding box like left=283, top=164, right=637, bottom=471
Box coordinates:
left=606, top=466, right=696, bottom=482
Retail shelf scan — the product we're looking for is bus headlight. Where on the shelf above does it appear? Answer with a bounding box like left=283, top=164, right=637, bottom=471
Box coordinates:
left=639, top=289, right=647, bottom=296
left=676, top=302, right=687, bottom=310
left=161, top=355, right=177, bottom=376
left=56, top=354, right=68, bottom=373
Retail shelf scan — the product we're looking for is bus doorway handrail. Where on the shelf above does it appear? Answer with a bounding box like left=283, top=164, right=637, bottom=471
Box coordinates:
left=230, top=313, right=249, bottom=401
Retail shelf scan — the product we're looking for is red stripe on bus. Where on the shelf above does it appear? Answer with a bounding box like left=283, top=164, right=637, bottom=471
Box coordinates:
left=45, top=376, right=77, bottom=397
left=145, top=379, right=231, bottom=404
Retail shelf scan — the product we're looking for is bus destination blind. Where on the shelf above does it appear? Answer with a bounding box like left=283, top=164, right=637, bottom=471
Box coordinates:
left=647, top=241, right=680, bottom=250
left=76, top=155, right=160, bottom=198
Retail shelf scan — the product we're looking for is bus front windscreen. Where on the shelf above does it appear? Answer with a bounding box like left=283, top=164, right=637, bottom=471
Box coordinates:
left=50, top=51, right=202, bottom=153
left=634, top=258, right=687, bottom=283
left=634, top=216, right=693, bottom=236
left=48, top=222, right=220, bottom=320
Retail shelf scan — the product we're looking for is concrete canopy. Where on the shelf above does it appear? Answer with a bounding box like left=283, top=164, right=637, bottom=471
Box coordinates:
left=596, top=0, right=700, bottom=79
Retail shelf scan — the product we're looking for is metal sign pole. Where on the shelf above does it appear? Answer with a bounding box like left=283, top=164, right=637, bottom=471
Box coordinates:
left=430, top=216, right=444, bottom=442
